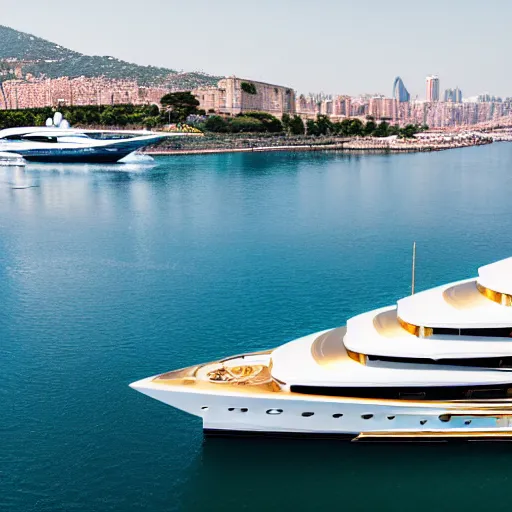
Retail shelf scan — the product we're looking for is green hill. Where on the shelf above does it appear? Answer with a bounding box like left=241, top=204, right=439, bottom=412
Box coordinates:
left=0, top=25, right=220, bottom=88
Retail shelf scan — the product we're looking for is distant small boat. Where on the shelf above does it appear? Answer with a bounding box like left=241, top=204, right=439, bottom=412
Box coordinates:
left=0, top=151, right=26, bottom=167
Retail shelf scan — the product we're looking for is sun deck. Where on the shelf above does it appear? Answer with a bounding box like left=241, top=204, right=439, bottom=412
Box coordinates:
left=397, top=278, right=512, bottom=328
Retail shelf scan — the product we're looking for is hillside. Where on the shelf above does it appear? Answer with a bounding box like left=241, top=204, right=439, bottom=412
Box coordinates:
left=0, top=25, right=220, bottom=88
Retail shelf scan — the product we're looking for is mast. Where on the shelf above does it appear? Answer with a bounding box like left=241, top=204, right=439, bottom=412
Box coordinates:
left=411, top=242, right=417, bottom=295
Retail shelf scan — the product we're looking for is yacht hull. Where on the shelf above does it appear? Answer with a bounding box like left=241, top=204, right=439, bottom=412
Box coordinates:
left=131, top=377, right=512, bottom=442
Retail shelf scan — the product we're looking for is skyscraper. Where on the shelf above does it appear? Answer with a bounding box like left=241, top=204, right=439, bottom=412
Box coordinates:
left=426, top=75, right=440, bottom=102
left=392, top=76, right=410, bottom=103
left=443, top=87, right=463, bottom=103
left=444, top=88, right=454, bottom=102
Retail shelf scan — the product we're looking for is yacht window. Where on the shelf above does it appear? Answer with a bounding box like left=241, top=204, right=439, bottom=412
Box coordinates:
left=362, top=414, right=374, bottom=420
left=431, top=326, right=512, bottom=338
left=433, top=327, right=459, bottom=335
left=266, top=409, right=283, bottom=415
left=368, top=354, right=512, bottom=369
left=333, top=414, right=343, bottom=419
left=291, top=384, right=512, bottom=401
left=467, top=388, right=506, bottom=399
left=23, top=135, right=59, bottom=143
left=399, top=391, right=427, bottom=400
left=302, top=412, right=315, bottom=417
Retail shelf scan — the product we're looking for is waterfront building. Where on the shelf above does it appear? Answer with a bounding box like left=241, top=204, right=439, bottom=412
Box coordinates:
left=332, top=95, right=352, bottom=117
left=426, top=75, right=440, bottom=102
left=193, top=77, right=296, bottom=117
left=368, top=96, right=397, bottom=121
left=295, top=94, right=322, bottom=119
left=392, top=77, right=410, bottom=102
left=0, top=76, right=167, bottom=110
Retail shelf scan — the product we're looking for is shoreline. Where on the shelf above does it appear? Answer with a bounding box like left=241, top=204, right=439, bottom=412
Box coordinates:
left=146, top=139, right=493, bottom=157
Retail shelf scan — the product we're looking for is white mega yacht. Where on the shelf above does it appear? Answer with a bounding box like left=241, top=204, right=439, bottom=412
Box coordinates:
left=0, top=126, right=169, bottom=164
left=131, top=257, right=512, bottom=441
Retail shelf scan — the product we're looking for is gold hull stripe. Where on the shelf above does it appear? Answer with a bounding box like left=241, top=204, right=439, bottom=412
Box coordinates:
left=355, top=430, right=512, bottom=440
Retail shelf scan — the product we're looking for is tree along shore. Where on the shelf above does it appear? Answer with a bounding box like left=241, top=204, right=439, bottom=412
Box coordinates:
left=0, top=94, right=428, bottom=139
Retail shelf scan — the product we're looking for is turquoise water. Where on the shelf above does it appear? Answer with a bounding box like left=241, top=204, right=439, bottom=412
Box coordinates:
left=2, top=146, right=512, bottom=511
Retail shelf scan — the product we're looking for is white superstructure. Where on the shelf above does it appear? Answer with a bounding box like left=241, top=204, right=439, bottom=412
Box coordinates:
left=131, top=257, right=512, bottom=441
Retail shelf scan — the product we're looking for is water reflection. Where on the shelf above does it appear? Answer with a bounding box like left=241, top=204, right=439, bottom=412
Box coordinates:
left=181, top=436, right=512, bottom=511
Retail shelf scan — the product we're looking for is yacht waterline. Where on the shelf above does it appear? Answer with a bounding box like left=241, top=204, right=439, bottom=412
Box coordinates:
left=131, top=257, right=512, bottom=441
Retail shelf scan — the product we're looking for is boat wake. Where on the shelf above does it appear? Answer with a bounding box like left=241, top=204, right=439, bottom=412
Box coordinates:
left=119, top=152, right=155, bottom=164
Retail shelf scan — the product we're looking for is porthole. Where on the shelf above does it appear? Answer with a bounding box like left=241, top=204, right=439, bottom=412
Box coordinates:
left=302, top=412, right=315, bottom=418
left=420, top=420, right=427, bottom=425
left=228, top=408, right=235, bottom=412
left=387, top=416, right=395, bottom=420
left=267, top=409, right=283, bottom=415
left=439, top=414, right=451, bottom=423
left=241, top=408, right=249, bottom=413
left=201, top=406, right=209, bottom=411
left=333, top=414, right=343, bottom=419
left=362, top=414, right=374, bottom=420
left=229, top=407, right=249, bottom=413
left=465, top=420, right=472, bottom=425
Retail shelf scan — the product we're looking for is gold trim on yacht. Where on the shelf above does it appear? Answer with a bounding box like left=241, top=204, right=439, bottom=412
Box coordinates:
left=477, top=282, right=512, bottom=306
left=347, top=349, right=367, bottom=365
left=398, top=317, right=433, bottom=338
left=354, top=430, right=512, bottom=441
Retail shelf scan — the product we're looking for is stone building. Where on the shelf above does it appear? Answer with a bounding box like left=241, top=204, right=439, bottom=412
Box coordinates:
left=193, top=76, right=296, bottom=116
left=0, top=76, right=167, bottom=110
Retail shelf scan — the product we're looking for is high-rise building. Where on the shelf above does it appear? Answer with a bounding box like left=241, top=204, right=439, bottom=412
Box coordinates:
left=392, top=76, right=410, bottom=102
left=426, top=75, right=440, bottom=102
left=444, top=88, right=455, bottom=102
left=444, top=87, right=463, bottom=103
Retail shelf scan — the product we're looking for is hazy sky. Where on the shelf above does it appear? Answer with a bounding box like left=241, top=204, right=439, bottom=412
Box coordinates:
left=1, top=0, right=510, bottom=98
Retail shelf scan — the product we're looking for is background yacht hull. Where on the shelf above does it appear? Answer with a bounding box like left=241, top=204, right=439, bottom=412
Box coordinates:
left=3, top=134, right=166, bottom=164
left=22, top=150, right=134, bottom=163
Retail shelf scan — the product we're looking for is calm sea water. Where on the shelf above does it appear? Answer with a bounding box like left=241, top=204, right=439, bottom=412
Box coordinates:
left=2, top=146, right=512, bottom=512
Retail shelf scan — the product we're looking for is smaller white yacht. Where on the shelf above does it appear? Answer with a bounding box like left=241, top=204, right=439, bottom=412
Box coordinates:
left=131, top=257, right=512, bottom=442
left=0, top=127, right=170, bottom=164
left=0, top=151, right=25, bottom=167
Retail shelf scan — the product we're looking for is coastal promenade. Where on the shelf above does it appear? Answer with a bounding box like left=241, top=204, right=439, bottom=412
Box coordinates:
left=146, top=132, right=493, bottom=156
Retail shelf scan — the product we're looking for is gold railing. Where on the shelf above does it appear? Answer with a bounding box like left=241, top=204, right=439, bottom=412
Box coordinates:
left=477, top=282, right=512, bottom=306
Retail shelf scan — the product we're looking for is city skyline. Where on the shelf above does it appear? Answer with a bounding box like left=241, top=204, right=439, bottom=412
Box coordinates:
left=2, top=0, right=512, bottom=98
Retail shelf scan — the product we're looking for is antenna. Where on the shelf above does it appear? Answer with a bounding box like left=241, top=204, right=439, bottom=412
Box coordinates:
left=411, top=242, right=417, bottom=295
